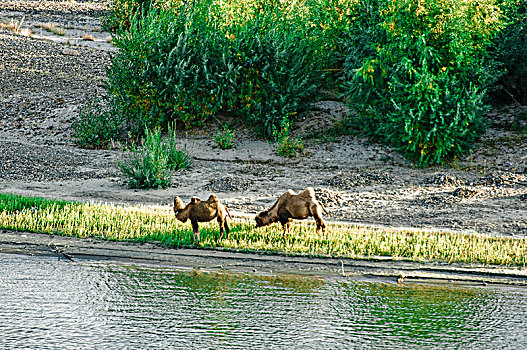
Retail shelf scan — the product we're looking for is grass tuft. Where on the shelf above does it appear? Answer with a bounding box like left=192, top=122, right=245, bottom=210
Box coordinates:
left=0, top=17, right=32, bottom=37
left=82, top=34, right=95, bottom=41
left=42, top=23, right=66, bottom=36
left=118, top=125, right=192, bottom=189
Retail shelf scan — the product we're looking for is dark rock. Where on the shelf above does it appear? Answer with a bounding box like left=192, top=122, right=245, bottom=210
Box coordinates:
left=325, top=170, right=395, bottom=189
left=451, top=187, right=478, bottom=199
left=424, top=173, right=463, bottom=187
left=478, top=172, right=527, bottom=187
left=314, top=187, right=344, bottom=207
left=203, top=176, right=253, bottom=192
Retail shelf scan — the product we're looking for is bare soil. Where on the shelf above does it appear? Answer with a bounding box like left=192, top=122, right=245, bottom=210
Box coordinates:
left=1, top=0, right=526, bottom=239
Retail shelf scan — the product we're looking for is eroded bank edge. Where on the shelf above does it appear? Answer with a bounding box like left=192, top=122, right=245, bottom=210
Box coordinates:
left=1, top=230, right=526, bottom=287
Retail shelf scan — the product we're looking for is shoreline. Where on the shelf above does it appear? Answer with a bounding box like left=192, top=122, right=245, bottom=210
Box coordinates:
left=2, top=230, right=527, bottom=287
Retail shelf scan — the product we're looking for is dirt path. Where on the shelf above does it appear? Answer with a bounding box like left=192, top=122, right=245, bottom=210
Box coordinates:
left=1, top=0, right=526, bottom=237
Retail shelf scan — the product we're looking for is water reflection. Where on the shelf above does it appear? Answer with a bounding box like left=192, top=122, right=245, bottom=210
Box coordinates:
left=0, top=253, right=526, bottom=349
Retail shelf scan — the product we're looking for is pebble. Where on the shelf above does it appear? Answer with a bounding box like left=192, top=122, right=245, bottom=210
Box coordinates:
left=61, top=48, right=80, bottom=56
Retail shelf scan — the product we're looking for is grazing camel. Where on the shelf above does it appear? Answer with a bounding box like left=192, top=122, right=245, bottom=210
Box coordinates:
left=173, top=194, right=232, bottom=243
left=255, top=187, right=329, bottom=237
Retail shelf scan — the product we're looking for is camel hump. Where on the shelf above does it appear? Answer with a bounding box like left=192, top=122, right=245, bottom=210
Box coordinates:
left=297, top=187, right=315, bottom=200
left=208, top=194, right=219, bottom=202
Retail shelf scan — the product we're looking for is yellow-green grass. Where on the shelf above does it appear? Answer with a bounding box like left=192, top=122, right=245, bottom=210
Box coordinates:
left=0, top=193, right=526, bottom=266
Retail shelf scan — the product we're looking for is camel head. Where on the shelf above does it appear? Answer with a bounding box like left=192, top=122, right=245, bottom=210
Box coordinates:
left=255, top=211, right=271, bottom=228
left=173, top=196, right=185, bottom=213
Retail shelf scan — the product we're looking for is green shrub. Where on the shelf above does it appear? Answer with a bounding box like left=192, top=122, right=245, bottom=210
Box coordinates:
left=72, top=102, right=124, bottom=149
left=107, top=0, right=326, bottom=139
left=107, top=6, right=188, bottom=136
left=214, top=126, right=235, bottom=149
left=118, top=126, right=192, bottom=189
left=489, top=0, right=527, bottom=103
left=274, top=124, right=305, bottom=158
left=103, top=0, right=152, bottom=32
left=233, top=15, right=323, bottom=138
left=342, top=0, right=503, bottom=166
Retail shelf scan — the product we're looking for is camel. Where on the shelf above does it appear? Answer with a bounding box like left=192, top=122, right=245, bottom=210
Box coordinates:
left=173, top=194, right=232, bottom=243
left=255, top=187, right=329, bottom=237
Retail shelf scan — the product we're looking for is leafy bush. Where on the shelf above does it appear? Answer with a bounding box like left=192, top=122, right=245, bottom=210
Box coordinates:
left=342, top=0, right=503, bottom=166
left=118, top=126, right=192, bottom=189
left=214, top=126, right=235, bottom=149
left=488, top=0, right=527, bottom=103
left=107, top=0, right=326, bottom=139
left=274, top=124, right=305, bottom=158
left=72, top=102, right=124, bottom=149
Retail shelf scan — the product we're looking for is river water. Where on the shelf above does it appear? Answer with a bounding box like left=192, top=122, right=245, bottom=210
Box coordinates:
left=1, top=253, right=526, bottom=349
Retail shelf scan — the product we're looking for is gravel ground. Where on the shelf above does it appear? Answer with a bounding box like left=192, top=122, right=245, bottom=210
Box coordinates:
left=0, top=28, right=109, bottom=142
left=0, top=140, right=118, bottom=181
left=0, top=0, right=526, bottom=237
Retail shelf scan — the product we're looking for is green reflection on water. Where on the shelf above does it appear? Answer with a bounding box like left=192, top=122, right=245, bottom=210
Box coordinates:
left=69, top=261, right=527, bottom=349
left=344, top=281, right=492, bottom=342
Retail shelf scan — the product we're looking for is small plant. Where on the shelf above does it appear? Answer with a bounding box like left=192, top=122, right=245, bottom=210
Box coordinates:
left=43, top=23, right=66, bottom=36
left=274, top=126, right=305, bottom=158
left=72, top=102, right=124, bottom=149
left=276, top=136, right=305, bottom=158
left=166, top=127, right=193, bottom=171
left=0, top=17, right=31, bottom=36
left=214, top=126, right=235, bottom=150
left=118, top=126, right=192, bottom=189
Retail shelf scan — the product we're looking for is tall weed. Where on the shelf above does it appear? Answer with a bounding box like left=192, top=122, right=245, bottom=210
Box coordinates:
left=118, top=126, right=192, bottom=189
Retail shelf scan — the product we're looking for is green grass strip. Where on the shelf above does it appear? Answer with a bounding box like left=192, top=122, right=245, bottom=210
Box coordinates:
left=0, top=193, right=526, bottom=266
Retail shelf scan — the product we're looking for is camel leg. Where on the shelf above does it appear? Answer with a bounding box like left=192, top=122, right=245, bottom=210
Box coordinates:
left=224, top=220, right=230, bottom=239
left=191, top=219, right=200, bottom=244
left=280, top=218, right=292, bottom=239
left=311, top=204, right=326, bottom=236
left=218, top=217, right=225, bottom=241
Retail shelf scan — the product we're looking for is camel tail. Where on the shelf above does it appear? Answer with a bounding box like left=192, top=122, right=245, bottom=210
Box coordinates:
left=225, top=206, right=233, bottom=220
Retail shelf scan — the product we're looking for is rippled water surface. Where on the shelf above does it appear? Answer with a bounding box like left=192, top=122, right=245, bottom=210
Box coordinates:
left=1, top=253, right=527, bottom=349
